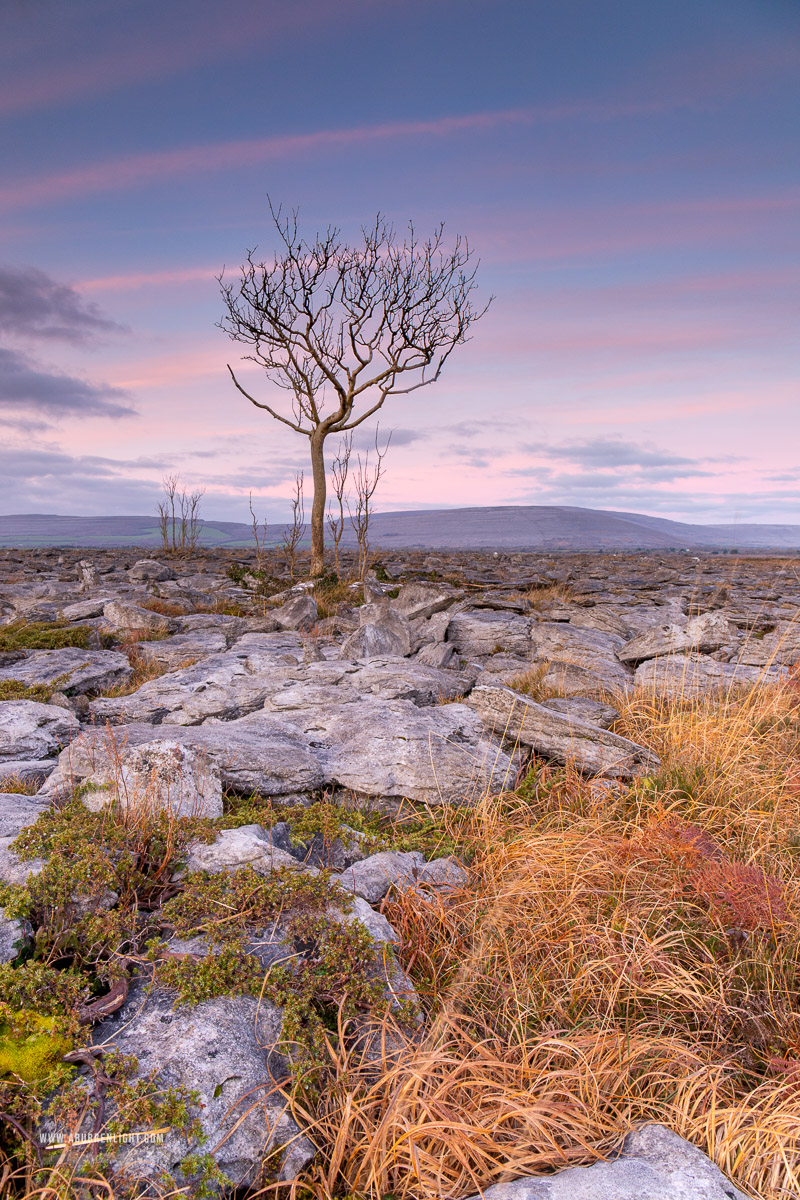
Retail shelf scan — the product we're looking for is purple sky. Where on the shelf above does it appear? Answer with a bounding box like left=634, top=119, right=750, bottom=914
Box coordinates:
left=1, top=0, right=798, bottom=526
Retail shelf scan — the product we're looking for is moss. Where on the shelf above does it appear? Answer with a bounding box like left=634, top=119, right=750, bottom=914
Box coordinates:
left=0, top=621, right=92, bottom=652
left=0, top=679, right=54, bottom=702
left=0, top=1008, right=73, bottom=1084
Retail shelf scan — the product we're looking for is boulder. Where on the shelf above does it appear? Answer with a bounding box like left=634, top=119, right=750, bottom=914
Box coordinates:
left=89, top=633, right=304, bottom=726
left=392, top=582, right=458, bottom=622
left=618, top=612, right=739, bottom=666
left=468, top=685, right=659, bottom=779
left=42, top=715, right=324, bottom=800
left=0, top=836, right=43, bottom=886
left=530, top=623, right=631, bottom=687
left=0, top=700, right=79, bottom=761
left=103, top=600, right=176, bottom=636
left=0, top=792, right=49, bottom=836
left=340, top=618, right=411, bottom=659
left=0, top=912, right=29, bottom=963
left=61, top=597, right=115, bottom=621
left=39, top=981, right=315, bottom=1190
left=280, top=698, right=514, bottom=804
left=0, top=647, right=132, bottom=695
left=414, top=641, right=456, bottom=669
left=541, top=696, right=620, bottom=729
left=341, top=600, right=413, bottom=659
left=463, top=1123, right=747, bottom=1199
left=447, top=611, right=532, bottom=658
left=336, top=849, right=427, bottom=903
left=182, top=824, right=308, bottom=875
left=736, top=622, right=800, bottom=667
left=127, top=559, right=177, bottom=582
left=634, top=654, right=775, bottom=698
left=539, top=661, right=629, bottom=699
left=81, top=740, right=223, bottom=818
left=415, top=856, right=469, bottom=890
left=272, top=593, right=318, bottom=632
left=134, top=628, right=227, bottom=670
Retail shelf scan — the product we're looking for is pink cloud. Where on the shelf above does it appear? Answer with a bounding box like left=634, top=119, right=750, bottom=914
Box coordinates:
left=0, top=96, right=705, bottom=217
left=0, top=0, right=378, bottom=117
left=79, top=267, right=220, bottom=293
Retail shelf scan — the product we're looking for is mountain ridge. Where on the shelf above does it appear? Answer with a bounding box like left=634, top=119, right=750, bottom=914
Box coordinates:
left=0, top=506, right=798, bottom=550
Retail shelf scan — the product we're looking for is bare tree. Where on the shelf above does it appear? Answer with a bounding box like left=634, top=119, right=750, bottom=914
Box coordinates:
left=218, top=201, right=491, bottom=576
left=157, top=475, right=204, bottom=554
left=349, top=430, right=391, bottom=581
left=282, top=472, right=305, bottom=582
left=249, top=491, right=271, bottom=576
left=326, top=432, right=352, bottom=579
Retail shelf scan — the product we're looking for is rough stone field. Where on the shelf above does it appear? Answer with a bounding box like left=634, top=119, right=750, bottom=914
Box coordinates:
left=0, top=545, right=798, bottom=1199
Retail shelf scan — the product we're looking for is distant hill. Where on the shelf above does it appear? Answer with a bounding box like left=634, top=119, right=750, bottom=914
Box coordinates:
left=0, top=506, right=798, bottom=551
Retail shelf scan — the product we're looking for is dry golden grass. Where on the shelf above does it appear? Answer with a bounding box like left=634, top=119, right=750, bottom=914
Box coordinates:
left=97, top=650, right=198, bottom=697
left=0, top=775, right=40, bottom=795
left=527, top=581, right=574, bottom=611
left=11, top=673, right=800, bottom=1199
left=286, top=674, right=800, bottom=1200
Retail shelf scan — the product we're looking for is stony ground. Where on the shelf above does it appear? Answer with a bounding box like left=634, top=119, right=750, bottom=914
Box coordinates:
left=0, top=544, right=797, bottom=1198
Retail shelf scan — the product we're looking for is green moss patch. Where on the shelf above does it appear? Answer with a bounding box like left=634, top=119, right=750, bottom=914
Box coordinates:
left=0, top=621, right=92, bottom=652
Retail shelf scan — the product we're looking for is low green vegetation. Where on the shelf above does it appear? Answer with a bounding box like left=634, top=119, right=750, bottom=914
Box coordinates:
left=0, top=622, right=92, bottom=652
left=0, top=680, right=54, bottom=703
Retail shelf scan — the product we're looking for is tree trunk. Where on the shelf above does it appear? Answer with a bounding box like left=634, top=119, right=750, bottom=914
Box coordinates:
left=309, top=429, right=327, bottom=576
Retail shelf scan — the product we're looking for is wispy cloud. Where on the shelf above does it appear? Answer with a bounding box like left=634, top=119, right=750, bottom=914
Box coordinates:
left=0, top=347, right=134, bottom=419
left=0, top=99, right=705, bottom=217
left=0, top=265, right=125, bottom=341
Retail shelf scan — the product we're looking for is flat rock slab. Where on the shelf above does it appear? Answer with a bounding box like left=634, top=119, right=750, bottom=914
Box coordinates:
left=134, top=628, right=228, bottom=669
left=0, top=700, right=80, bottom=760
left=541, top=696, right=620, bottom=729
left=183, top=823, right=307, bottom=875
left=82, top=739, right=223, bottom=818
left=447, top=611, right=532, bottom=658
left=0, top=759, right=55, bottom=788
left=618, top=612, right=739, bottom=665
left=39, top=981, right=314, bottom=1189
left=469, top=685, right=659, bottom=779
left=464, top=1123, right=748, bottom=1199
left=0, top=647, right=132, bottom=694
left=261, top=656, right=472, bottom=714
left=90, top=632, right=304, bottom=725
left=530, top=623, right=632, bottom=687
left=0, top=792, right=49, bottom=836
left=634, top=654, right=777, bottom=698
left=280, top=698, right=515, bottom=804
left=43, top=715, right=324, bottom=799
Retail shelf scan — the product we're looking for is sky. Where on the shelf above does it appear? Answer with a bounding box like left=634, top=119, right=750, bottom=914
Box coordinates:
left=0, top=0, right=798, bottom=527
